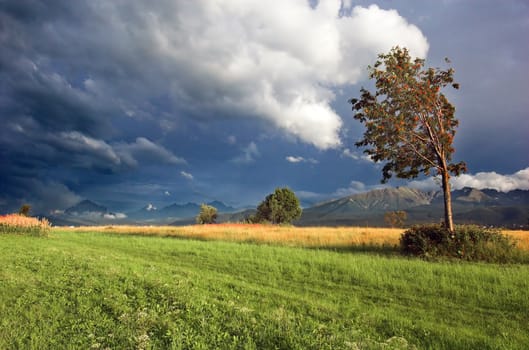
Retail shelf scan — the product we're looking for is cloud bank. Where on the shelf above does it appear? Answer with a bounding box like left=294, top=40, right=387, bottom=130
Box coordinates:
left=409, top=168, right=529, bottom=193
left=153, top=1, right=429, bottom=149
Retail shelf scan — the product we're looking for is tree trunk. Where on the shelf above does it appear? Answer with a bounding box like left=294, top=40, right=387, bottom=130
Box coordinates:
left=440, top=163, right=454, bottom=232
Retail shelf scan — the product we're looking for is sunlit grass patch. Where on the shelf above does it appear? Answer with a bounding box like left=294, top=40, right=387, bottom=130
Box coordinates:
left=503, top=230, right=529, bottom=251
left=0, top=213, right=51, bottom=236
left=57, top=224, right=404, bottom=250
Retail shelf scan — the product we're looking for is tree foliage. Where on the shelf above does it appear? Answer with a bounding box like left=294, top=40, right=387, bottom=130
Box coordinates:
left=18, top=204, right=31, bottom=217
left=350, top=47, right=466, bottom=232
left=255, top=188, right=302, bottom=224
left=196, top=204, right=218, bottom=224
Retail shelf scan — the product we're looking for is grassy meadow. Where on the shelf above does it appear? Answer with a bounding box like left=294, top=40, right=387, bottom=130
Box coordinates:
left=1, top=224, right=528, bottom=349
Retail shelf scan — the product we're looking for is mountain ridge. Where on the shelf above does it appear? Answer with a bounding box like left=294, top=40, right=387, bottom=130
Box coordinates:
left=65, top=199, right=108, bottom=215
left=43, top=187, right=529, bottom=228
left=298, top=187, right=529, bottom=227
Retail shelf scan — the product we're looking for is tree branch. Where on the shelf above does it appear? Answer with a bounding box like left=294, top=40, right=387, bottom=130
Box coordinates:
left=397, top=135, right=439, bottom=169
left=417, top=110, right=443, bottom=161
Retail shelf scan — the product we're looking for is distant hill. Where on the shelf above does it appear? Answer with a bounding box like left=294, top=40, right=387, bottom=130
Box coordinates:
left=159, top=202, right=201, bottom=219
left=46, top=200, right=123, bottom=226
left=65, top=200, right=107, bottom=215
left=304, top=187, right=433, bottom=216
left=207, top=201, right=237, bottom=213
left=299, top=187, right=432, bottom=226
left=298, top=187, right=529, bottom=228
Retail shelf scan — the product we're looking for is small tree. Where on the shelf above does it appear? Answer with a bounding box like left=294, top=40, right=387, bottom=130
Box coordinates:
left=196, top=204, right=218, bottom=224
left=255, top=188, right=302, bottom=224
left=384, top=210, right=407, bottom=228
left=350, top=47, right=466, bottom=232
left=18, top=204, right=31, bottom=217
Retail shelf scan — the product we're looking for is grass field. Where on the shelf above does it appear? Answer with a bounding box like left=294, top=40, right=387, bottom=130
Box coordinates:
left=1, top=226, right=528, bottom=349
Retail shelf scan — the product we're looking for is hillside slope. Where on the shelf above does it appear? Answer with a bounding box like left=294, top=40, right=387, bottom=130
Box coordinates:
left=299, top=187, right=529, bottom=227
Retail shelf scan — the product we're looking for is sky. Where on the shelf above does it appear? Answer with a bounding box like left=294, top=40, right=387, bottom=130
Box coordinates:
left=1, top=0, right=528, bottom=214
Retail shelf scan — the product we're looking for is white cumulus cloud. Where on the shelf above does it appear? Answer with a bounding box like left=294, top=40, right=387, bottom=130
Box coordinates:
left=286, top=156, right=318, bottom=164
left=180, top=171, right=194, bottom=180
left=286, top=156, right=304, bottom=163
left=103, top=213, right=127, bottom=220
left=67, top=1, right=428, bottom=149
left=342, top=148, right=373, bottom=162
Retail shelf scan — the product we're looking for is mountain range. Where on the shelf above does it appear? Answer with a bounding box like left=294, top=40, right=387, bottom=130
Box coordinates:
left=43, top=187, right=529, bottom=228
left=129, top=201, right=237, bottom=222
left=45, top=200, right=239, bottom=226
left=298, top=187, right=529, bottom=228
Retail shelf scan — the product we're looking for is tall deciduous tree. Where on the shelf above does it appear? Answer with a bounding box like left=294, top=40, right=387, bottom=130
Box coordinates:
left=350, top=47, right=466, bottom=232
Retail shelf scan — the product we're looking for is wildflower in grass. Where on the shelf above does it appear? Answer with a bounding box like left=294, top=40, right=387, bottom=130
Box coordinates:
left=136, top=333, right=150, bottom=350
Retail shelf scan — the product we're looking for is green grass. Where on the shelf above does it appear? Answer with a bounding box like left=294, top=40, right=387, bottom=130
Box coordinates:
left=1, top=230, right=528, bottom=349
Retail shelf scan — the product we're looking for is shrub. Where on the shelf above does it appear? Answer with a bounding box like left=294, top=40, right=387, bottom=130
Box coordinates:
left=0, top=213, right=51, bottom=236
left=196, top=204, right=218, bottom=224
left=255, top=188, right=302, bottom=224
left=400, top=224, right=517, bottom=263
left=384, top=210, right=407, bottom=228
left=18, top=204, right=31, bottom=217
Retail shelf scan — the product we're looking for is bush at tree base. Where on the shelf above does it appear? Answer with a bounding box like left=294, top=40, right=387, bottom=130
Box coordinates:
left=196, top=204, right=218, bottom=224
left=400, top=224, right=518, bottom=263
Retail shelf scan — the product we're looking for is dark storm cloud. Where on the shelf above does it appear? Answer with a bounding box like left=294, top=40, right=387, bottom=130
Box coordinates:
left=0, top=0, right=191, bottom=212
left=423, top=0, right=529, bottom=173
left=3, top=66, right=109, bottom=136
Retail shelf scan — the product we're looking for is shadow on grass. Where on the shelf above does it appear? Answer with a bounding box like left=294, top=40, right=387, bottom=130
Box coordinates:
left=307, top=243, right=401, bottom=257
left=310, top=242, right=529, bottom=264
left=93, top=230, right=404, bottom=256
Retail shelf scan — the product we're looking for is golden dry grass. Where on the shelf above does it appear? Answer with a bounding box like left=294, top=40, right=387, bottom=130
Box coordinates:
left=503, top=230, right=529, bottom=251
left=0, top=214, right=51, bottom=235
left=0, top=214, right=49, bottom=227
left=56, top=224, right=405, bottom=248
left=55, top=224, right=529, bottom=251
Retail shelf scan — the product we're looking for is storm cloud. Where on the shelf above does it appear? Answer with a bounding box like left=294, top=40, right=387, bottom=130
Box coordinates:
left=0, top=0, right=527, bottom=213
